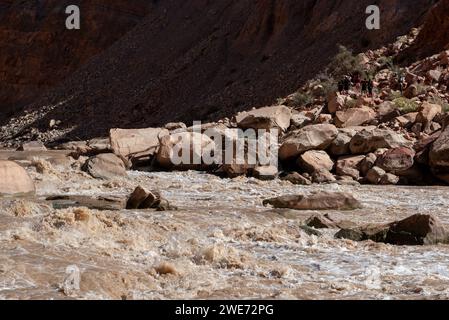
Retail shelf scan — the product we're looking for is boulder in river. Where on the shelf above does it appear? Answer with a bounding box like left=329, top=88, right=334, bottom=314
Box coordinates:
left=126, top=186, right=174, bottom=211
left=84, top=153, right=127, bottom=180
left=336, top=214, right=448, bottom=246
left=0, top=160, right=35, bottom=196
left=263, top=191, right=362, bottom=211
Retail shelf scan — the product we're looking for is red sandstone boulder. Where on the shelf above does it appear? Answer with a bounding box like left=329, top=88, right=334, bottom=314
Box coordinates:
left=297, top=150, right=334, bottom=173
left=279, top=124, right=338, bottom=161
left=235, top=105, right=292, bottom=132
left=335, top=107, right=376, bottom=128
left=376, top=147, right=415, bottom=173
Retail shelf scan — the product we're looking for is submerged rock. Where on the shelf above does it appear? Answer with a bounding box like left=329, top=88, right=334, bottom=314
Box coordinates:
left=263, top=191, right=362, bottom=211
left=304, top=214, right=338, bottom=229
left=336, top=214, right=449, bottom=246
left=386, top=214, right=448, bottom=245
left=46, top=195, right=127, bottom=211
left=126, top=186, right=174, bottom=211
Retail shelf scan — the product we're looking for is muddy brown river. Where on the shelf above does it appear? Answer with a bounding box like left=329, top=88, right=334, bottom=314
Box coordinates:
left=1, top=160, right=449, bottom=300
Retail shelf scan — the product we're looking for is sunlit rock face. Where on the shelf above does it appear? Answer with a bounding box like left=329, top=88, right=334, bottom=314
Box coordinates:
left=399, top=0, right=449, bottom=62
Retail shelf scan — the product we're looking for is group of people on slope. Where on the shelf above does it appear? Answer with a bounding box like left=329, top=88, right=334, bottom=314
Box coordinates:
left=338, top=71, right=374, bottom=97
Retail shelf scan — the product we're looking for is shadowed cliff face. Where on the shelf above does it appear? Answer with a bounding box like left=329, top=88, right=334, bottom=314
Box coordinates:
left=399, top=0, right=449, bottom=62
left=0, top=0, right=435, bottom=141
left=0, top=0, right=152, bottom=118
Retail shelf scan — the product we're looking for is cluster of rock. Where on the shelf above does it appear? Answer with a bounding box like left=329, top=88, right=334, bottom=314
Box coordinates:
left=111, top=104, right=448, bottom=186
left=44, top=91, right=449, bottom=187
left=263, top=191, right=449, bottom=246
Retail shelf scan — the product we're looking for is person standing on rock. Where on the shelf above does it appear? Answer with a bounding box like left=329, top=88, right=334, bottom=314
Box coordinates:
left=367, top=78, right=374, bottom=97
left=398, top=74, right=406, bottom=95
left=361, top=79, right=368, bottom=96
left=343, top=75, right=351, bottom=94
left=352, top=72, right=361, bottom=93
left=338, top=80, right=344, bottom=94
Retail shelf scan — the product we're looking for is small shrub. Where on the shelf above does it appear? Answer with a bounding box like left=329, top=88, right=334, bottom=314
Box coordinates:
left=388, top=90, right=402, bottom=101
left=345, top=99, right=358, bottom=109
left=377, top=56, right=394, bottom=70
left=415, top=83, right=429, bottom=95
left=328, top=45, right=363, bottom=79
left=290, top=91, right=314, bottom=107
left=321, top=78, right=338, bottom=96
left=393, top=97, right=419, bottom=114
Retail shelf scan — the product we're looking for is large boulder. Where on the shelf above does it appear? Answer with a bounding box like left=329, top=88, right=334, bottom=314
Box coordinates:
left=376, top=147, right=415, bottom=173
left=328, top=126, right=376, bottom=156
left=335, top=214, right=448, bottom=245
left=297, top=150, right=334, bottom=173
left=386, top=214, right=448, bottom=245
left=156, top=132, right=215, bottom=170
left=164, top=122, right=187, bottom=132
left=416, top=103, right=442, bottom=124
left=349, top=128, right=410, bottom=154
left=235, top=105, right=292, bottom=132
left=328, top=128, right=357, bottom=156
left=429, top=125, right=449, bottom=183
left=336, top=155, right=365, bottom=180
left=279, top=124, right=338, bottom=161
left=335, top=107, right=376, bottom=128
left=84, top=153, right=127, bottom=180
left=0, top=161, right=35, bottom=196
left=110, top=128, right=169, bottom=161
left=376, top=101, right=401, bottom=123
left=263, top=191, right=362, bottom=211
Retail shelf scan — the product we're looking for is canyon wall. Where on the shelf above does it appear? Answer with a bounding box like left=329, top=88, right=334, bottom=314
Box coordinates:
left=0, top=0, right=152, bottom=118
left=0, top=0, right=437, bottom=140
